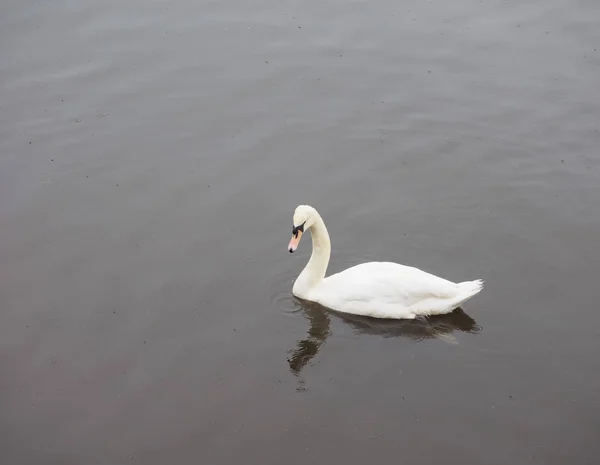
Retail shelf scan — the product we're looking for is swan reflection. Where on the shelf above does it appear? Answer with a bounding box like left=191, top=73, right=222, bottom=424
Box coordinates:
left=287, top=299, right=481, bottom=377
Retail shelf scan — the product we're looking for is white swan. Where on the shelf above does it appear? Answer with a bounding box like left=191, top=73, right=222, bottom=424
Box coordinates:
left=287, top=205, right=483, bottom=319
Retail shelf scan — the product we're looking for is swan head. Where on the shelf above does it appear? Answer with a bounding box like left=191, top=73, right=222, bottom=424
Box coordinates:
left=288, top=205, right=318, bottom=253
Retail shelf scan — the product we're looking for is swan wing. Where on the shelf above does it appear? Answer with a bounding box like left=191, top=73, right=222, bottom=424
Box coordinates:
left=322, top=262, right=457, bottom=301
left=310, top=262, right=470, bottom=318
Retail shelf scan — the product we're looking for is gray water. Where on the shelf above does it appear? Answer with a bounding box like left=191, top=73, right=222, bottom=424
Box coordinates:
left=1, top=1, right=599, bottom=464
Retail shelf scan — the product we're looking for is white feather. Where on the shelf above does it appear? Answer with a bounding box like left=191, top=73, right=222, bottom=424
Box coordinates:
left=289, top=205, right=483, bottom=320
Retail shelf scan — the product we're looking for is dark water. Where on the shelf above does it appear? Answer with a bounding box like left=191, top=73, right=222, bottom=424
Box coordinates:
left=1, top=0, right=599, bottom=463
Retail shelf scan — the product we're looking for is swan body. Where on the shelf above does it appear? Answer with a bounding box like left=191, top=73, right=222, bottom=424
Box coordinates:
left=287, top=205, right=483, bottom=319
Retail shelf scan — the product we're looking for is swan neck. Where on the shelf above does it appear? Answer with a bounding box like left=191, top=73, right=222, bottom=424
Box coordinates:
left=294, top=215, right=331, bottom=297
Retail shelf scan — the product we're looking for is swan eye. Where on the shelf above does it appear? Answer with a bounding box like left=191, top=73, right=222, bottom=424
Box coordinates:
left=292, top=222, right=305, bottom=238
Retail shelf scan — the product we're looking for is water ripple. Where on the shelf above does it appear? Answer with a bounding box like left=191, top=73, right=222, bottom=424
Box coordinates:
left=267, top=263, right=302, bottom=317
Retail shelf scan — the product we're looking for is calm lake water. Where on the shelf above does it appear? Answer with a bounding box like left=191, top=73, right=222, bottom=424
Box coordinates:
left=1, top=0, right=599, bottom=464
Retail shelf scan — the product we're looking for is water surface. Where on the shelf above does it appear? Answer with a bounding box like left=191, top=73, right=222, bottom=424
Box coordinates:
left=1, top=0, right=599, bottom=464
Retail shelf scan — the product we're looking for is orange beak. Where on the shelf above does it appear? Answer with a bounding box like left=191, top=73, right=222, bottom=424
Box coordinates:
left=288, top=230, right=302, bottom=253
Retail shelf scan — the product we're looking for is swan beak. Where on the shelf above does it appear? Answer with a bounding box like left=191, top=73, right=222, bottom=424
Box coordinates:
left=288, top=230, right=302, bottom=253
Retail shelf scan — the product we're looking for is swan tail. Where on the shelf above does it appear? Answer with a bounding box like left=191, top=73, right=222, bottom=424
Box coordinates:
left=456, top=279, right=484, bottom=297
left=445, top=279, right=484, bottom=310
left=433, top=279, right=483, bottom=314
left=409, top=279, right=484, bottom=316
